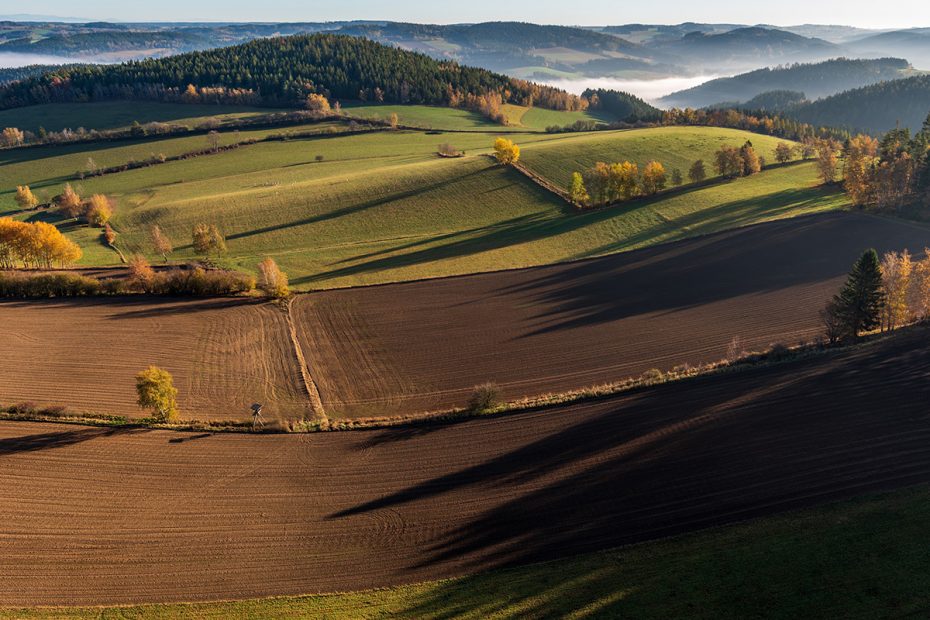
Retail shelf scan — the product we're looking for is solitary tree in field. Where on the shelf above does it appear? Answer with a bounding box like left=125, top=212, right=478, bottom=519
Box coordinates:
left=389, top=112, right=400, bottom=129
left=150, top=225, right=173, bottom=262
left=493, top=138, right=520, bottom=165
left=135, top=366, right=179, bottom=422
left=775, top=142, right=793, bottom=164
left=257, top=257, right=290, bottom=299
left=670, top=168, right=683, bottom=186
left=207, top=130, right=221, bottom=152
left=688, top=159, right=707, bottom=184
left=56, top=183, right=84, bottom=219
left=84, top=194, right=113, bottom=227
left=14, top=185, right=38, bottom=210
left=830, top=249, right=886, bottom=339
left=192, top=223, right=226, bottom=257
left=570, top=172, right=589, bottom=206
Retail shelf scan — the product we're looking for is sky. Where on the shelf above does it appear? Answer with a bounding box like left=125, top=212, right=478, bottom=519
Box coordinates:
left=3, top=0, right=929, bottom=28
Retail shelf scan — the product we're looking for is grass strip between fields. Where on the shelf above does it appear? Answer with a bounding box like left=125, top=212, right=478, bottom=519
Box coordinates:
left=4, top=483, right=930, bottom=618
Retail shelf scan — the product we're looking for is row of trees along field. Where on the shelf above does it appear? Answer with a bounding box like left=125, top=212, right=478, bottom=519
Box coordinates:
left=0, top=34, right=586, bottom=113
left=569, top=141, right=770, bottom=208
left=842, top=112, right=930, bottom=211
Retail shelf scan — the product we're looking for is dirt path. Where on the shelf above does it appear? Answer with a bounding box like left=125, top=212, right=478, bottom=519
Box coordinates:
left=3, top=327, right=930, bottom=606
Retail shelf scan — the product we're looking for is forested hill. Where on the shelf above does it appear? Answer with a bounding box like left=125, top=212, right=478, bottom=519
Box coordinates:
left=661, top=58, right=911, bottom=108
left=0, top=64, right=78, bottom=85
left=788, top=75, right=930, bottom=134
left=0, top=33, right=583, bottom=111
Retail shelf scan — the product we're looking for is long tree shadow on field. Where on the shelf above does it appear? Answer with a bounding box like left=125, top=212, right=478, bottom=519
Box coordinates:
left=0, top=296, right=265, bottom=320
left=328, top=329, right=930, bottom=607
left=493, top=211, right=930, bottom=338
left=294, top=182, right=845, bottom=288
left=0, top=426, right=148, bottom=457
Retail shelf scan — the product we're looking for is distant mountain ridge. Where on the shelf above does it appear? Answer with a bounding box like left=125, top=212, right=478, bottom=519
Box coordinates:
left=660, top=57, right=913, bottom=108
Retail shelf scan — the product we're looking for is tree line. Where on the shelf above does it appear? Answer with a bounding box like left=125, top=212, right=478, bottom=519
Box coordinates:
left=822, top=246, right=930, bottom=343
left=568, top=141, right=770, bottom=208
left=842, top=113, right=930, bottom=212
left=0, top=218, right=82, bottom=268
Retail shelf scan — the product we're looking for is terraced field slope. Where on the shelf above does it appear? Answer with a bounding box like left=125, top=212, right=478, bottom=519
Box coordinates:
left=3, top=324, right=930, bottom=606
left=294, top=212, right=930, bottom=418
left=0, top=297, right=310, bottom=422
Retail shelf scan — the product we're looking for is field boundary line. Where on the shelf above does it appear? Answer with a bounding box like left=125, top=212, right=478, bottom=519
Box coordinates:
left=285, top=297, right=328, bottom=423
left=297, top=210, right=857, bottom=294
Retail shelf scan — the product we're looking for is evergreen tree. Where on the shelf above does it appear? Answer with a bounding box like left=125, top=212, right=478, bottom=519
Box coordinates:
left=832, top=249, right=886, bottom=338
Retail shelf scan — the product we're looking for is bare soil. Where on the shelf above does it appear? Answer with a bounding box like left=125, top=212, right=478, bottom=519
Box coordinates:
left=293, top=212, right=930, bottom=418
left=2, top=325, right=930, bottom=606
left=0, top=297, right=311, bottom=422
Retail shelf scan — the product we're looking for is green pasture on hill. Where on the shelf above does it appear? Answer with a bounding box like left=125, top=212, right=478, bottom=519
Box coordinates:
left=2, top=107, right=848, bottom=289
left=520, top=125, right=796, bottom=190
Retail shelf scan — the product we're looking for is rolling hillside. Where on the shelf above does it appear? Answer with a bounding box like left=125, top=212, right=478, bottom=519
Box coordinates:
left=660, top=57, right=912, bottom=109
left=789, top=74, right=930, bottom=133
left=0, top=33, right=583, bottom=111
left=1, top=118, right=846, bottom=289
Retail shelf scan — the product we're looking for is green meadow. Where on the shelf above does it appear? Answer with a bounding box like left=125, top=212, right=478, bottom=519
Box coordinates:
left=2, top=106, right=848, bottom=289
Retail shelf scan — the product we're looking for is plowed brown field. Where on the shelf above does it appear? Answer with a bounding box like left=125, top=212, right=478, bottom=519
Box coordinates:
left=294, top=212, right=930, bottom=418
left=0, top=297, right=311, bottom=422
left=3, top=326, right=930, bottom=606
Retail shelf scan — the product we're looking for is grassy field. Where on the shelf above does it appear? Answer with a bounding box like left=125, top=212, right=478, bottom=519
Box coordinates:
left=3, top=114, right=848, bottom=289
left=0, top=101, right=275, bottom=133
left=5, top=484, right=929, bottom=618
left=520, top=125, right=795, bottom=189
left=0, top=121, right=347, bottom=214
left=342, top=103, right=523, bottom=131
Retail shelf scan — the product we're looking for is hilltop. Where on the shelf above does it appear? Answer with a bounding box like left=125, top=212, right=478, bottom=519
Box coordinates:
left=0, top=33, right=583, bottom=111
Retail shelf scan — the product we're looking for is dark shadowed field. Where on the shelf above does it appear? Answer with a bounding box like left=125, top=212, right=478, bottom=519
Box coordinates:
left=294, top=212, right=930, bottom=418
left=3, top=325, right=930, bottom=606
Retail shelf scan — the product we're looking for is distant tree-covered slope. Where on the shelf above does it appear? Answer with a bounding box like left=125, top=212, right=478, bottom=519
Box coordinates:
left=0, top=34, right=583, bottom=111
left=653, top=27, right=839, bottom=71
left=582, top=89, right=663, bottom=121
left=741, top=90, right=808, bottom=112
left=0, top=64, right=79, bottom=85
left=661, top=58, right=911, bottom=108
left=0, top=30, right=210, bottom=56
left=788, top=75, right=930, bottom=134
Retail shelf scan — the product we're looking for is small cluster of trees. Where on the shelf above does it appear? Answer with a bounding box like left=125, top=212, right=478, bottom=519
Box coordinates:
left=842, top=115, right=930, bottom=211
left=713, top=141, right=762, bottom=178
left=571, top=160, right=670, bottom=207
left=191, top=223, right=227, bottom=257
left=0, top=218, right=82, bottom=268
left=43, top=183, right=113, bottom=227
left=822, top=246, right=930, bottom=342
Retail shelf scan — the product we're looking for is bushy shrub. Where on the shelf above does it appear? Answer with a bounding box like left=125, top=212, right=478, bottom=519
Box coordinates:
left=0, top=268, right=254, bottom=297
left=0, top=272, right=102, bottom=297
left=468, top=382, right=500, bottom=413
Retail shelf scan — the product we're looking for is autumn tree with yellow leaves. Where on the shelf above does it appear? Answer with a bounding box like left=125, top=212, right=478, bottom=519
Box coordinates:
left=493, top=138, right=520, bottom=165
